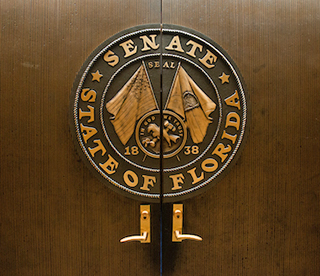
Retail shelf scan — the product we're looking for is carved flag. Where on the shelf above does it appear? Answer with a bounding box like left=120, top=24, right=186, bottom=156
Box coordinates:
left=165, top=65, right=216, bottom=143
left=106, top=63, right=158, bottom=145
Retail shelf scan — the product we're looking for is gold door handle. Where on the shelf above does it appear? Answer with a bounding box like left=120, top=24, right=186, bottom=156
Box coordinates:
left=120, top=231, right=148, bottom=243
left=174, top=230, right=202, bottom=241
left=172, top=204, right=202, bottom=242
left=120, top=205, right=150, bottom=243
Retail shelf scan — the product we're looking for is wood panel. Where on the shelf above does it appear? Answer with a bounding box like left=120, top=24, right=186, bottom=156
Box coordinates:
left=162, top=0, right=320, bottom=275
left=0, top=1, right=161, bottom=275
left=1, top=0, right=320, bottom=275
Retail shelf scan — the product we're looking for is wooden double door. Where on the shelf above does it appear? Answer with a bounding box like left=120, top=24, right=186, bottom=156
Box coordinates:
left=1, top=0, right=320, bottom=275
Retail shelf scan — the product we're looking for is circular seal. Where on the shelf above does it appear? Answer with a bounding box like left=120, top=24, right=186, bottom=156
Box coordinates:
left=70, top=24, right=249, bottom=202
left=135, top=110, right=187, bottom=159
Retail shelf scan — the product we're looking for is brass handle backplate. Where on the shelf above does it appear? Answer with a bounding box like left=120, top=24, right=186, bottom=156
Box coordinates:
left=172, top=204, right=202, bottom=242
left=120, top=205, right=150, bottom=243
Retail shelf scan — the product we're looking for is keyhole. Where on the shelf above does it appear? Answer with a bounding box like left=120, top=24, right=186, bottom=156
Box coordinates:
left=142, top=210, right=148, bottom=220
left=175, top=209, right=182, bottom=219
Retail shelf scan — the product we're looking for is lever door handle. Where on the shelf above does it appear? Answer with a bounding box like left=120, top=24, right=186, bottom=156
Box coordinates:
left=174, top=230, right=202, bottom=241
left=120, top=205, right=150, bottom=243
left=172, top=204, right=202, bottom=242
left=120, top=231, right=148, bottom=243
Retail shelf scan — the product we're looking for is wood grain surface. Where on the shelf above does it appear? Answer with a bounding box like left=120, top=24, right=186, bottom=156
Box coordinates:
left=162, top=0, right=320, bottom=275
left=1, top=0, right=320, bottom=275
left=0, top=0, right=161, bottom=275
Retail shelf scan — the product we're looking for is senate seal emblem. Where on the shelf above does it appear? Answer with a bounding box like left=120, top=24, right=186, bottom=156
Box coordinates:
left=70, top=24, right=249, bottom=202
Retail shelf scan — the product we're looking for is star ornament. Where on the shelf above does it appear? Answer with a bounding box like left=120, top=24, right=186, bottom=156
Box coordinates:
left=91, top=70, right=103, bottom=82
left=219, top=72, right=230, bottom=84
